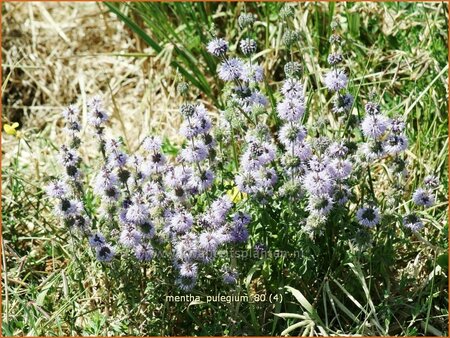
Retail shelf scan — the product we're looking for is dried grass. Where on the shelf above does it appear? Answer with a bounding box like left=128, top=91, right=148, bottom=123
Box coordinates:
left=2, top=2, right=184, bottom=176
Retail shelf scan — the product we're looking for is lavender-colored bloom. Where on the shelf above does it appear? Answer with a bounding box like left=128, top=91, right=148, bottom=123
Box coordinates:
left=87, top=97, right=109, bottom=127
left=174, top=233, right=199, bottom=261
left=277, top=97, right=305, bottom=122
left=119, top=227, right=142, bottom=247
left=327, top=158, right=352, bottom=180
left=327, top=52, right=343, bottom=65
left=142, top=135, right=162, bottom=152
left=356, top=206, right=381, bottom=228
left=307, top=194, right=334, bottom=216
left=180, top=141, right=209, bottom=163
left=165, top=166, right=193, bottom=188
left=281, top=78, right=304, bottom=99
left=333, top=185, right=351, bottom=205
left=361, top=114, right=390, bottom=139
left=327, top=141, right=348, bottom=158
left=232, top=211, right=251, bottom=226
left=207, top=38, right=228, bottom=57
left=389, top=118, right=406, bottom=134
left=93, top=168, right=118, bottom=195
left=308, top=156, right=330, bottom=172
left=412, top=188, right=435, bottom=207
left=141, top=152, right=167, bottom=175
left=169, top=211, right=194, bottom=234
left=384, top=134, right=408, bottom=155
left=279, top=123, right=307, bottom=147
left=62, top=105, right=80, bottom=123
left=89, top=232, right=106, bottom=248
left=360, top=141, right=386, bottom=161
left=134, top=243, right=154, bottom=261
left=199, top=231, right=220, bottom=253
left=107, top=151, right=128, bottom=168
left=230, top=223, right=249, bottom=243
left=96, top=244, right=115, bottom=262
left=176, top=276, right=196, bottom=292
left=46, top=180, right=69, bottom=199
left=222, top=269, right=238, bottom=285
left=332, top=93, right=354, bottom=114
left=303, top=170, right=333, bottom=196
left=235, top=171, right=257, bottom=194
left=104, top=138, right=123, bottom=154
left=284, top=61, right=302, bottom=78
left=55, top=199, right=83, bottom=217
left=218, top=58, right=244, bottom=81
left=210, top=196, right=233, bottom=222
left=240, top=38, right=257, bottom=55
left=189, top=169, right=214, bottom=192
left=293, top=142, right=313, bottom=161
left=179, top=262, right=198, bottom=278
left=255, top=167, right=278, bottom=188
left=403, top=214, right=424, bottom=232
left=58, top=145, right=79, bottom=167
left=324, top=69, right=348, bottom=91
left=126, top=202, right=150, bottom=224
left=240, top=63, right=264, bottom=83
left=424, top=175, right=439, bottom=189
left=365, top=102, right=381, bottom=115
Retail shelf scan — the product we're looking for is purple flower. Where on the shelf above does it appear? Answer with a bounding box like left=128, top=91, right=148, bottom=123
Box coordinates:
left=356, top=205, right=381, bottom=228
left=54, top=199, right=83, bottom=217
left=277, top=97, right=305, bottom=122
left=412, top=188, right=435, bottom=207
left=324, top=69, right=348, bottom=91
left=255, top=167, right=278, bottom=188
left=180, top=141, right=209, bottom=163
left=240, top=38, right=257, bottom=55
left=403, top=214, right=424, bottom=232
left=174, top=233, right=199, bottom=261
left=235, top=171, right=257, bottom=194
left=189, top=169, right=214, bottom=192
left=303, top=170, right=333, bottom=196
left=327, top=141, right=348, bottom=158
left=281, top=78, right=304, bottom=99
left=218, top=58, right=244, bottom=81
left=293, top=142, right=313, bottom=161
left=179, top=262, right=198, bottom=278
left=96, top=244, right=115, bottom=262
left=361, top=114, right=390, bottom=139
left=126, top=202, right=150, bottom=224
left=58, top=145, right=79, bottom=167
left=232, top=211, right=251, bottom=226
left=93, top=168, right=118, bottom=195
left=199, top=231, right=220, bottom=253
left=365, top=102, right=381, bottom=115
left=62, top=105, right=80, bottom=123
left=424, top=175, right=439, bottom=189
left=210, top=196, right=233, bottom=222
left=46, top=180, right=69, bottom=199
left=207, top=38, right=228, bottom=57
left=332, top=93, right=354, bottom=114
left=88, top=232, right=106, bottom=248
left=230, top=223, right=249, bottom=243
left=327, top=52, right=343, bottom=66
left=87, top=97, right=109, bottom=127
left=222, top=269, right=238, bottom=285
left=142, top=135, right=162, bottom=152
left=176, top=277, right=196, bottom=292
left=169, top=210, right=194, bottom=234
left=240, top=63, right=264, bottom=83
left=389, top=118, right=406, bottom=134
left=307, top=194, right=334, bottom=216
left=134, top=243, right=154, bottom=261
left=384, top=134, right=408, bottom=155
left=327, top=158, right=352, bottom=180
left=119, top=226, right=142, bottom=247
left=279, top=123, right=307, bottom=147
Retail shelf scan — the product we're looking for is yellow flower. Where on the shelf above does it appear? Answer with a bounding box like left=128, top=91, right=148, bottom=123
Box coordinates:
left=226, top=185, right=247, bottom=203
left=4, top=122, right=20, bottom=137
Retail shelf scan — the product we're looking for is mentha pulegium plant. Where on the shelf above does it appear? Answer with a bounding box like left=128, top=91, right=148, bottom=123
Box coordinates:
left=47, top=11, right=440, bottom=292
